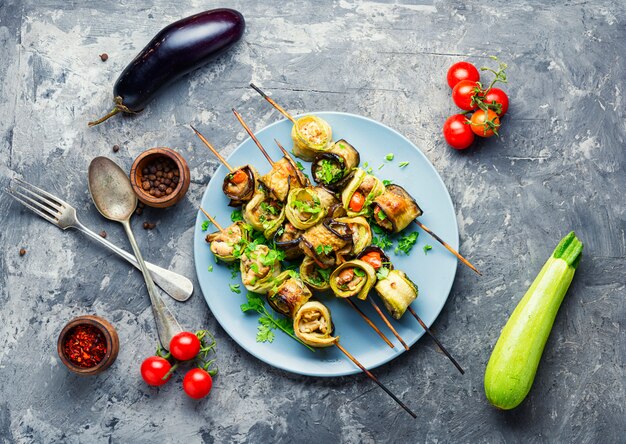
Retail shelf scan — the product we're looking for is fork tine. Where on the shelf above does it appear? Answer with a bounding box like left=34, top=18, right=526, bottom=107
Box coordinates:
left=13, top=182, right=64, bottom=212
left=11, top=188, right=61, bottom=220
left=14, top=178, right=66, bottom=209
left=5, top=189, right=59, bottom=225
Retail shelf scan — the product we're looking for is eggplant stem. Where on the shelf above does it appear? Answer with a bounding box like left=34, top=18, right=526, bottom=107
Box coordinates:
left=232, top=108, right=276, bottom=167
left=413, top=220, right=482, bottom=275
left=407, top=306, right=465, bottom=374
left=88, top=107, right=120, bottom=127
left=344, top=298, right=395, bottom=349
left=334, top=341, right=417, bottom=418
left=200, top=207, right=224, bottom=232
left=368, top=298, right=410, bottom=351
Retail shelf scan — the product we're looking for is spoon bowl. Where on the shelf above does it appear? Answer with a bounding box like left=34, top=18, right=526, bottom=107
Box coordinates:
left=88, top=157, right=137, bottom=222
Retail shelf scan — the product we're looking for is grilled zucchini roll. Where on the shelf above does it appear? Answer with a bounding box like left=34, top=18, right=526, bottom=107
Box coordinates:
left=372, top=184, right=423, bottom=233
left=273, top=221, right=303, bottom=260
left=336, top=216, right=372, bottom=256
left=240, top=244, right=282, bottom=294
left=243, top=187, right=286, bottom=238
left=205, top=221, right=250, bottom=262
left=267, top=272, right=312, bottom=318
left=259, top=156, right=309, bottom=202
left=291, top=115, right=333, bottom=161
left=294, top=301, right=337, bottom=348
left=374, top=269, right=418, bottom=319
left=311, top=139, right=360, bottom=189
left=300, top=219, right=352, bottom=268
left=300, top=256, right=332, bottom=291
left=223, top=165, right=259, bottom=207
left=341, top=169, right=385, bottom=217
left=330, top=259, right=376, bottom=300
left=285, top=188, right=326, bottom=230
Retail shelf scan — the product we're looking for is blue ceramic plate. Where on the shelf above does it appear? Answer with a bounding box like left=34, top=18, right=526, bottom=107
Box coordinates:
left=194, top=112, right=458, bottom=377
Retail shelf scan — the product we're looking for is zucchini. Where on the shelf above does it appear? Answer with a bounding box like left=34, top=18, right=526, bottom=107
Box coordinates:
left=484, top=232, right=583, bottom=410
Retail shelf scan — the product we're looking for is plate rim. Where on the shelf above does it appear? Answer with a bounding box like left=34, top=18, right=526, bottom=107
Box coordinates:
left=193, top=111, right=459, bottom=377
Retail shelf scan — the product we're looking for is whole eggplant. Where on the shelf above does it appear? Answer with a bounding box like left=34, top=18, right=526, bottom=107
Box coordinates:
left=89, top=9, right=245, bottom=126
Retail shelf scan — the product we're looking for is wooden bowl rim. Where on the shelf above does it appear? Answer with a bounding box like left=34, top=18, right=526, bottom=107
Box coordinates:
left=130, top=147, right=189, bottom=207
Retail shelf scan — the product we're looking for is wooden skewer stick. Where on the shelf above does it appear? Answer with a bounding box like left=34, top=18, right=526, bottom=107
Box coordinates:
left=274, top=139, right=297, bottom=164
left=407, top=307, right=464, bottom=375
left=249, top=83, right=297, bottom=124
left=232, top=108, right=276, bottom=168
left=368, top=298, right=410, bottom=351
left=190, top=125, right=234, bottom=172
left=334, top=341, right=417, bottom=419
left=413, top=220, right=482, bottom=276
left=200, top=207, right=224, bottom=232
left=345, top=299, right=395, bottom=349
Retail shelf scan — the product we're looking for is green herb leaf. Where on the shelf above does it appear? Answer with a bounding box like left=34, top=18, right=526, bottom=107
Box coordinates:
left=231, top=210, right=243, bottom=222
left=353, top=268, right=365, bottom=277
left=240, top=292, right=265, bottom=314
left=256, top=318, right=275, bottom=343
left=398, top=161, right=409, bottom=168
left=382, top=179, right=392, bottom=186
left=423, top=244, right=433, bottom=254
left=201, top=220, right=210, bottom=231
left=376, top=267, right=390, bottom=281
left=229, top=283, right=241, bottom=294
left=296, top=161, right=306, bottom=171
left=208, top=265, right=214, bottom=272
left=395, top=231, right=419, bottom=255
left=315, top=245, right=333, bottom=255
left=385, top=153, right=394, bottom=161
left=378, top=163, right=384, bottom=170
left=228, top=262, right=239, bottom=279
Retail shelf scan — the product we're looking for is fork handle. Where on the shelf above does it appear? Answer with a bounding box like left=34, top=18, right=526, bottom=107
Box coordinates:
left=75, top=222, right=193, bottom=302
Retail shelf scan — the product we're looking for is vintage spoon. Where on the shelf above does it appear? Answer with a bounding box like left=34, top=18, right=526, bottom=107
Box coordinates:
left=88, top=156, right=183, bottom=349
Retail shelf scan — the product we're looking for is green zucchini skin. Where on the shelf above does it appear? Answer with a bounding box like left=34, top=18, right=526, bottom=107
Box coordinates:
left=484, top=232, right=583, bottom=410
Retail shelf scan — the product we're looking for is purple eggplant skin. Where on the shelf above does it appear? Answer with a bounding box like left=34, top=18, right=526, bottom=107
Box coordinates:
left=89, top=9, right=245, bottom=126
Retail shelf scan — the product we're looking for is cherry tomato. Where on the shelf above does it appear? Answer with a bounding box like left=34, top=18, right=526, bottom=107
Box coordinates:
left=140, top=356, right=172, bottom=386
left=230, top=169, right=248, bottom=184
left=446, top=62, right=480, bottom=89
left=183, top=368, right=213, bottom=399
left=470, top=109, right=500, bottom=138
left=452, top=80, right=482, bottom=111
left=443, top=114, right=474, bottom=150
left=483, top=88, right=509, bottom=116
left=349, top=191, right=365, bottom=212
left=170, top=331, right=202, bottom=361
left=361, top=251, right=382, bottom=269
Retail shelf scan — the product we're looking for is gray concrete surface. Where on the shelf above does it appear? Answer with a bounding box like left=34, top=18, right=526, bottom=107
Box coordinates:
left=1, top=1, right=624, bottom=443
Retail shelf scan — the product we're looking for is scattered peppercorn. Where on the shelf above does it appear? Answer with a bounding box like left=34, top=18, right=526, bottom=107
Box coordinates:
left=64, top=324, right=107, bottom=368
left=135, top=202, right=144, bottom=216
left=100, top=53, right=109, bottom=62
left=143, top=222, right=156, bottom=230
left=19, top=248, right=26, bottom=256
left=140, top=157, right=179, bottom=199
left=112, top=144, right=120, bottom=153
left=99, top=231, right=107, bottom=238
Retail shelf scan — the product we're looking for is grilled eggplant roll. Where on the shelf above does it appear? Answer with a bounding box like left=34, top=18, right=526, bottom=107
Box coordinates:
left=267, top=272, right=312, bottom=318
left=240, top=244, right=282, bottom=294
left=293, top=301, right=337, bottom=348
left=243, top=187, right=286, bottom=238
left=341, top=168, right=385, bottom=217
left=259, top=156, right=309, bottom=202
left=372, top=184, right=423, bottom=233
left=300, top=256, right=332, bottom=291
left=223, top=165, right=258, bottom=207
left=273, top=221, right=303, bottom=260
left=357, top=245, right=391, bottom=271
left=291, top=115, right=333, bottom=161
left=205, top=221, right=249, bottom=262
left=330, top=259, right=376, bottom=300
left=336, top=216, right=372, bottom=256
left=300, top=219, right=352, bottom=269
left=311, top=139, right=360, bottom=189
left=374, top=269, right=418, bottom=319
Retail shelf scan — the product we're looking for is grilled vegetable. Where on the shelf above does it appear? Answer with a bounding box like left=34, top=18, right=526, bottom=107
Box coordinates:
left=243, top=187, right=285, bottom=238
left=372, top=184, right=423, bottom=233
left=267, top=272, right=312, bottom=318
left=205, top=221, right=249, bottom=262
left=300, top=219, right=352, bottom=268
left=336, top=216, right=372, bottom=256
left=311, top=139, right=360, bottom=189
left=259, top=157, right=309, bottom=202
left=239, top=244, right=281, bottom=294
left=293, top=301, right=337, bottom=348
left=273, top=221, right=303, bottom=260
left=357, top=245, right=391, bottom=270
left=223, top=165, right=258, bottom=207
left=330, top=260, right=376, bottom=300
left=484, top=232, right=583, bottom=410
left=374, top=270, right=418, bottom=320
left=285, top=188, right=326, bottom=230
left=291, top=115, right=333, bottom=161
left=341, top=169, right=385, bottom=217
left=89, top=9, right=245, bottom=126
left=300, top=256, right=332, bottom=291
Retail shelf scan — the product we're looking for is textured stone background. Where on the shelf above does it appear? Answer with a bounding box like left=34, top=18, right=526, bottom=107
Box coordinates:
left=1, top=0, right=624, bottom=443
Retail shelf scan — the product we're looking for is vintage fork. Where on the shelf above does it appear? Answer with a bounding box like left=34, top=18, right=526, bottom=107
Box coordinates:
left=5, top=178, right=193, bottom=302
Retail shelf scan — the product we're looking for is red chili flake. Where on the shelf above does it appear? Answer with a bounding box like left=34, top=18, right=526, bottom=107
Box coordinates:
left=64, top=324, right=107, bottom=368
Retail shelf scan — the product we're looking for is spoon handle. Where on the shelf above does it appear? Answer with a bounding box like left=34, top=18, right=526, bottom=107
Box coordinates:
left=122, top=220, right=183, bottom=349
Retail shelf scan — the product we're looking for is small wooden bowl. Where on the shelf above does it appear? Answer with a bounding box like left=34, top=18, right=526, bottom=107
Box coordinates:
left=130, top=147, right=190, bottom=208
left=57, top=315, right=119, bottom=376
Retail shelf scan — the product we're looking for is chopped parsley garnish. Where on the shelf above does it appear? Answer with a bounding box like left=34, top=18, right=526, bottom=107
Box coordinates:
left=201, top=220, right=210, bottom=231
left=385, top=153, right=394, bottom=161
left=260, top=201, right=278, bottom=216
left=229, top=283, right=241, bottom=294
left=228, top=262, right=239, bottom=279
left=378, top=163, right=385, bottom=170
left=395, top=231, right=419, bottom=255
left=260, top=248, right=285, bottom=266
left=296, top=161, right=305, bottom=171
left=353, top=268, right=365, bottom=277
left=315, top=245, right=333, bottom=255
left=316, top=159, right=343, bottom=184
left=231, top=210, right=243, bottom=222
left=371, top=224, right=393, bottom=250
left=250, top=263, right=260, bottom=274
left=207, top=265, right=213, bottom=272
left=240, top=293, right=314, bottom=351
left=398, top=161, right=409, bottom=168
left=382, top=179, right=392, bottom=186
left=366, top=167, right=373, bottom=174
left=423, top=244, right=433, bottom=254
left=376, top=267, right=390, bottom=281
left=293, top=199, right=321, bottom=214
